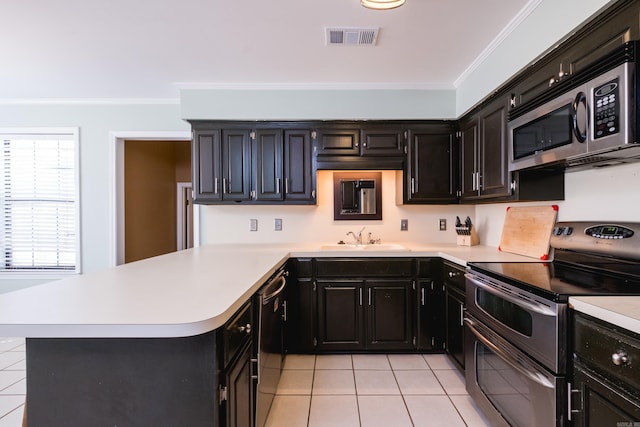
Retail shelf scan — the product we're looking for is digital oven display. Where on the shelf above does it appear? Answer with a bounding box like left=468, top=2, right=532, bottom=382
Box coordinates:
left=601, top=226, right=619, bottom=236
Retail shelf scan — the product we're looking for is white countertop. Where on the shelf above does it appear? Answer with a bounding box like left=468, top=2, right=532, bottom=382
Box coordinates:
left=570, top=296, right=640, bottom=335
left=0, top=242, right=541, bottom=338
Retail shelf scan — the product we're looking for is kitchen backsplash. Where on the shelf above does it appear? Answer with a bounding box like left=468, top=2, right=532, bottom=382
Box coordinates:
left=201, top=162, right=640, bottom=248
left=199, top=170, right=474, bottom=245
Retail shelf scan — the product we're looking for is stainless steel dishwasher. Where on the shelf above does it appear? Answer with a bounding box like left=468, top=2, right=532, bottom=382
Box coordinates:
left=254, top=268, right=288, bottom=427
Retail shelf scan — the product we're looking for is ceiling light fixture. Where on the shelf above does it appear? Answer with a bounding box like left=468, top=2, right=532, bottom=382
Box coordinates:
left=361, top=0, right=405, bottom=10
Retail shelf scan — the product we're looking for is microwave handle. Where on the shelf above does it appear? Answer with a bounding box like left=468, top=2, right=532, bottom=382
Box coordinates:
left=572, top=91, right=588, bottom=143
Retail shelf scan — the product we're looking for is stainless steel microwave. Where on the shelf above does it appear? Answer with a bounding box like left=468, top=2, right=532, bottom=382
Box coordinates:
left=508, top=46, right=640, bottom=171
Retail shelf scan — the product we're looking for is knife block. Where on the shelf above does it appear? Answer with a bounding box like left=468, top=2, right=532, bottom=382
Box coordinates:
left=456, top=227, right=479, bottom=246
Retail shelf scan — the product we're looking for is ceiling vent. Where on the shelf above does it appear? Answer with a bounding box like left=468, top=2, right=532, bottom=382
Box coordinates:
left=325, top=27, right=379, bottom=46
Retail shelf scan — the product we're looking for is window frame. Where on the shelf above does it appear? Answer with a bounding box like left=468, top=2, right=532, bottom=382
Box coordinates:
left=0, top=127, right=81, bottom=279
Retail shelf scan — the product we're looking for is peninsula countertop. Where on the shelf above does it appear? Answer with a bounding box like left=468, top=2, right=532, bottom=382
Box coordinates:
left=0, top=242, right=541, bottom=338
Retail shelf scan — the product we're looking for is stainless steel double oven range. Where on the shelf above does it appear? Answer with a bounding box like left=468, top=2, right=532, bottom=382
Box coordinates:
left=465, top=222, right=640, bottom=427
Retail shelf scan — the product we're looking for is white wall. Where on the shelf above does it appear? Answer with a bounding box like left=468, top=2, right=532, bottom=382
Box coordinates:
left=0, top=103, right=190, bottom=291
left=200, top=170, right=474, bottom=245
left=181, top=89, right=457, bottom=120
left=455, top=0, right=614, bottom=115
left=476, top=163, right=640, bottom=247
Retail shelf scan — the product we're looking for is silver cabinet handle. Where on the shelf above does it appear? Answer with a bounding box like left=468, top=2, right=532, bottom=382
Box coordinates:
left=421, top=287, right=425, bottom=306
left=368, top=288, right=372, bottom=306
left=214, top=177, right=219, bottom=195
left=612, top=350, right=629, bottom=366
left=410, top=178, right=415, bottom=194
left=359, top=288, right=363, bottom=306
left=223, top=178, right=228, bottom=194
left=238, top=323, right=251, bottom=334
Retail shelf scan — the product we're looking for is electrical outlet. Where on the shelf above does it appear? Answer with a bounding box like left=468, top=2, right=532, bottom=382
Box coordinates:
left=439, top=218, right=447, bottom=231
left=400, top=219, right=408, bottom=231
left=274, top=218, right=282, bottom=231
left=250, top=219, right=258, bottom=231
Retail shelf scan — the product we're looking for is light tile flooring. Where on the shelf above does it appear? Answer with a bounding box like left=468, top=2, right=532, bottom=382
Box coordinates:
left=266, top=353, right=493, bottom=427
left=0, top=338, right=26, bottom=427
left=0, top=341, right=493, bottom=427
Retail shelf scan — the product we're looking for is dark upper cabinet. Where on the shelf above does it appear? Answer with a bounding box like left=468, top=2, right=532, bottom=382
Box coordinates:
left=221, top=129, right=252, bottom=202
left=193, top=129, right=222, bottom=202
left=283, top=130, right=315, bottom=202
left=459, top=98, right=511, bottom=201
left=510, top=0, right=640, bottom=111
left=405, top=124, right=457, bottom=203
left=360, top=126, right=404, bottom=156
left=314, top=125, right=360, bottom=156
left=254, top=129, right=283, bottom=201
left=190, top=122, right=315, bottom=205
left=314, top=124, right=404, bottom=157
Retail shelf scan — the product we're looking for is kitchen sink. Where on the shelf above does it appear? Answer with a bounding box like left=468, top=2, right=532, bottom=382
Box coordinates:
left=319, top=243, right=410, bottom=251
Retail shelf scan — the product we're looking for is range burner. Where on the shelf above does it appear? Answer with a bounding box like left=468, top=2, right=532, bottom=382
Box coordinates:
left=468, top=221, right=640, bottom=301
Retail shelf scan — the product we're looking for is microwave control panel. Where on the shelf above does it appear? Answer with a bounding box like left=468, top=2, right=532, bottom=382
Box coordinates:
left=593, top=78, right=620, bottom=139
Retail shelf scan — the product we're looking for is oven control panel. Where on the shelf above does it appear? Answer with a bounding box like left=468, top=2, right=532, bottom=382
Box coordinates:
left=551, top=221, right=640, bottom=260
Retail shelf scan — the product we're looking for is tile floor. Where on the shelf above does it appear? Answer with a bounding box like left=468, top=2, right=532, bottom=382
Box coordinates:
left=0, top=340, right=493, bottom=427
left=0, top=338, right=26, bottom=427
left=266, top=353, right=493, bottom=427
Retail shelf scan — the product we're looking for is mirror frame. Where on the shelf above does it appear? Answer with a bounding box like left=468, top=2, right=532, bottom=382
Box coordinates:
left=333, top=171, right=382, bottom=221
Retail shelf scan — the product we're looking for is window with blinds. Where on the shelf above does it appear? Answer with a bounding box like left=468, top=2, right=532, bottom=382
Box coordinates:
left=1, top=129, right=80, bottom=275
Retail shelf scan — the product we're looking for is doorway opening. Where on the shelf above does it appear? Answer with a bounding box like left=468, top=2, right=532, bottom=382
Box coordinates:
left=110, top=131, right=197, bottom=266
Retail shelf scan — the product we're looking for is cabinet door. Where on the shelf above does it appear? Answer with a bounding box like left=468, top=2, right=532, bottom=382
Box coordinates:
left=283, top=130, right=315, bottom=203
left=479, top=101, right=510, bottom=199
left=572, top=363, right=640, bottom=427
left=192, top=130, right=222, bottom=203
left=459, top=117, right=478, bottom=199
left=314, top=126, right=360, bottom=156
left=255, top=129, right=283, bottom=201
left=224, top=342, right=253, bottom=427
left=317, top=281, right=364, bottom=351
left=284, top=277, right=316, bottom=353
left=405, top=125, right=457, bottom=203
left=222, top=129, right=252, bottom=201
left=445, top=287, right=465, bottom=370
left=366, top=280, right=414, bottom=350
left=361, top=127, right=404, bottom=156
left=417, top=280, right=445, bottom=351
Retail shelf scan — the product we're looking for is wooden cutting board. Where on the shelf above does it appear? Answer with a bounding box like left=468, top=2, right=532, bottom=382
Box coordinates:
left=499, top=205, right=559, bottom=260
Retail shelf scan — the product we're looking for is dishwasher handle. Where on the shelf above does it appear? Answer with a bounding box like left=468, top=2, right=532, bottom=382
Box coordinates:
left=262, top=270, right=288, bottom=303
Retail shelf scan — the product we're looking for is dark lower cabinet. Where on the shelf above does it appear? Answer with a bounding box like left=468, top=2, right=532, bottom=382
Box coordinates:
left=223, top=341, right=253, bottom=427
left=317, top=280, right=365, bottom=351
left=366, top=280, right=414, bottom=350
left=316, top=279, right=414, bottom=352
left=572, top=311, right=640, bottom=426
left=417, top=279, right=445, bottom=351
left=443, top=261, right=465, bottom=371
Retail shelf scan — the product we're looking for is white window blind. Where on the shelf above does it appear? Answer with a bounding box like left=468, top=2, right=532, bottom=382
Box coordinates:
left=1, top=129, right=80, bottom=274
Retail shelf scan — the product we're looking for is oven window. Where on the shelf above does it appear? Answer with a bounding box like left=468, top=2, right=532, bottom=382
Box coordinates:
left=513, top=104, right=572, bottom=159
left=476, top=289, right=533, bottom=336
left=476, top=342, right=534, bottom=427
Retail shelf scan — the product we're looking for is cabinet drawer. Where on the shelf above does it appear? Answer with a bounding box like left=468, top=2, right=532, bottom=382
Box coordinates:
left=416, top=258, right=436, bottom=277
left=223, top=301, right=253, bottom=368
left=442, top=261, right=465, bottom=292
left=316, top=258, right=414, bottom=278
left=289, top=258, right=313, bottom=278
left=574, top=312, right=640, bottom=395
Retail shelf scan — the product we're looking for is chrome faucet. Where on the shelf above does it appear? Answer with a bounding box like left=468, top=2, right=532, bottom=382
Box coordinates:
left=346, top=227, right=365, bottom=245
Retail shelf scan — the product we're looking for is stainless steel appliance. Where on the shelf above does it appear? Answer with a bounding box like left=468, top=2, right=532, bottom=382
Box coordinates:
left=508, top=41, right=640, bottom=172
left=254, top=268, right=288, bottom=427
left=465, top=221, right=640, bottom=427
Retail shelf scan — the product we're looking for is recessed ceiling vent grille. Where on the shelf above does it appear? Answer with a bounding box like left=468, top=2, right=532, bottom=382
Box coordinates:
left=326, top=27, right=379, bottom=46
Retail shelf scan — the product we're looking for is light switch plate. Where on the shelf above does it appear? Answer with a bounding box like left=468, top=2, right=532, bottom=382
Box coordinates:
left=274, top=218, right=282, bottom=231
left=400, top=219, right=408, bottom=231
left=250, top=219, right=258, bottom=231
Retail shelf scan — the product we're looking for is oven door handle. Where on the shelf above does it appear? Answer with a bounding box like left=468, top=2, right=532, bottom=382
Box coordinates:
left=464, top=317, right=555, bottom=389
left=263, top=271, right=288, bottom=303
left=466, top=274, right=556, bottom=317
